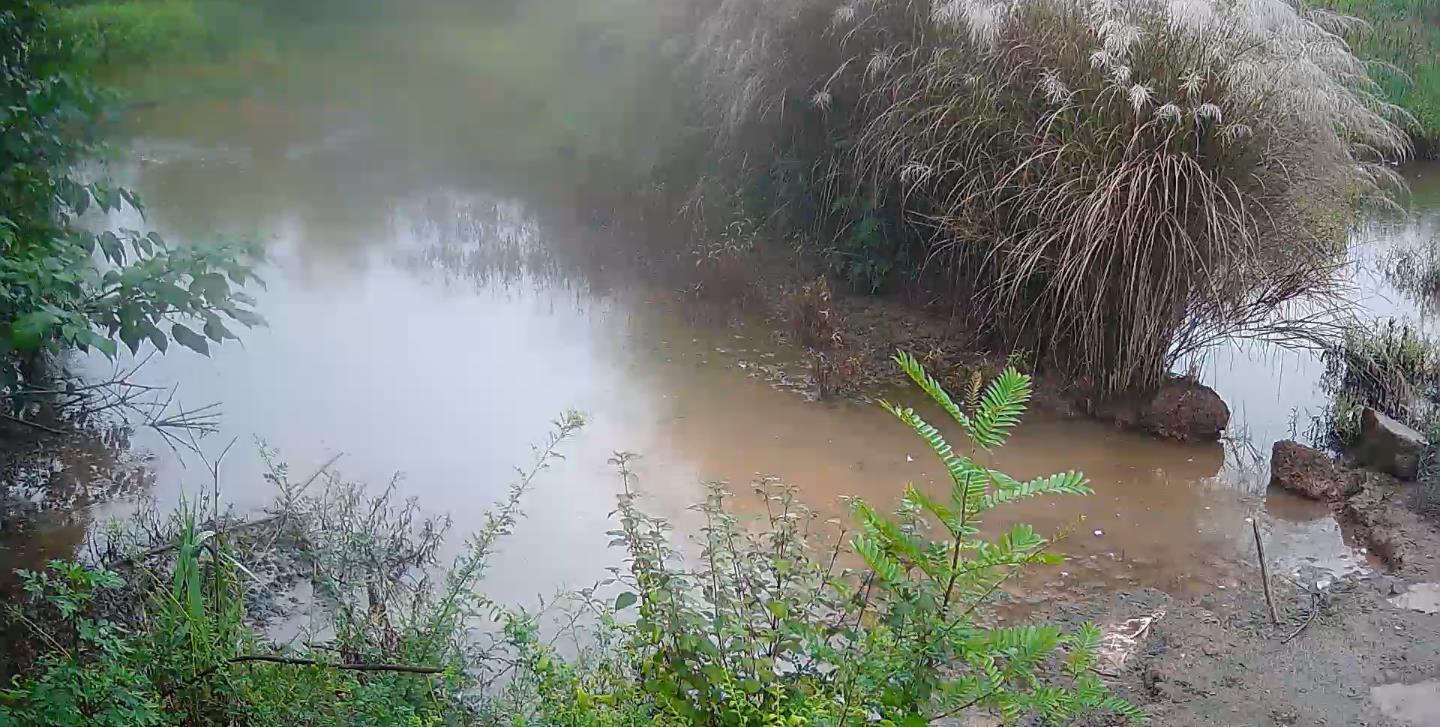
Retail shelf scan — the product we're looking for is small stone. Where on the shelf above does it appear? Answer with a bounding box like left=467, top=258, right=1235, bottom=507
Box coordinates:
left=1093, top=529, right=1104, bottom=536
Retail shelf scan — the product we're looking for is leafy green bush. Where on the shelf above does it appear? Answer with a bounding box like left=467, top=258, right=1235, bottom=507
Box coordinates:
left=1, top=1, right=263, bottom=393
left=52, top=1, right=209, bottom=66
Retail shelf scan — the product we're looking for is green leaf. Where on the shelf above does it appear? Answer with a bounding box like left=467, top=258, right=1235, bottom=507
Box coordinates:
left=190, top=273, right=229, bottom=304
left=614, top=591, right=638, bottom=610
left=144, top=323, right=168, bottom=353
left=970, top=368, right=1032, bottom=449
left=202, top=314, right=233, bottom=342
left=119, top=324, right=143, bottom=355
left=96, top=231, right=123, bottom=264
left=10, top=311, right=59, bottom=351
left=765, top=600, right=790, bottom=619
left=224, top=307, right=265, bottom=328
left=154, top=283, right=192, bottom=310
left=891, top=350, right=974, bottom=432
left=171, top=323, right=209, bottom=355
left=79, top=329, right=117, bottom=358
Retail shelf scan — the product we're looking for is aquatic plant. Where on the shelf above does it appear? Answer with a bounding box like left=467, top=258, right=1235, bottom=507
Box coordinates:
left=675, top=0, right=1408, bottom=396
left=1320, top=319, right=1440, bottom=442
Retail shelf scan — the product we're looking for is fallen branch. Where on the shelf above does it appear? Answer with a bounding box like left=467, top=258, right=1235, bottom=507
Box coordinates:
left=195, top=654, right=444, bottom=681
left=0, top=412, right=67, bottom=436
left=1282, top=592, right=1321, bottom=645
left=1252, top=517, right=1281, bottom=627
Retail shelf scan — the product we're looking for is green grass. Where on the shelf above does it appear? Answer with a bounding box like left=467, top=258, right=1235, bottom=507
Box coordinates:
left=1320, top=0, right=1440, bottom=153
left=50, top=0, right=275, bottom=91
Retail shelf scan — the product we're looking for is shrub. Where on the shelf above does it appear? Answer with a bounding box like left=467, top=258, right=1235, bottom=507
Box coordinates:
left=3, top=357, right=1135, bottom=725
left=1, top=1, right=263, bottom=395
left=52, top=1, right=209, bottom=66
left=676, top=0, right=1408, bottom=396
left=487, top=353, right=1137, bottom=724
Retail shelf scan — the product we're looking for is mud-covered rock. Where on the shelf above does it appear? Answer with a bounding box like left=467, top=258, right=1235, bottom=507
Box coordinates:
left=1270, top=440, right=1343, bottom=500
left=1138, top=378, right=1230, bottom=441
left=1358, top=408, right=1426, bottom=481
left=1089, top=377, right=1230, bottom=440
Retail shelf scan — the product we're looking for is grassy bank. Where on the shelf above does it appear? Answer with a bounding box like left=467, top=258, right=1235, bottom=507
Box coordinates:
left=1319, top=0, right=1440, bottom=155
left=2, top=358, right=1139, bottom=726
left=659, top=0, right=1407, bottom=400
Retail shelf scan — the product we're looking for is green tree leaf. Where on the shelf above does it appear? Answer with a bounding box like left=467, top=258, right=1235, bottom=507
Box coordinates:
left=171, top=323, right=209, bottom=355
left=9, top=311, right=58, bottom=351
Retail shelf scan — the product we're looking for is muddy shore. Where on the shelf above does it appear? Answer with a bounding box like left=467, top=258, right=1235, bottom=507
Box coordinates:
left=725, top=268, right=1440, bottom=725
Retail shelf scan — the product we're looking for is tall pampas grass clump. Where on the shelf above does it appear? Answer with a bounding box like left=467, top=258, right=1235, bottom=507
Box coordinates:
left=680, top=0, right=1409, bottom=395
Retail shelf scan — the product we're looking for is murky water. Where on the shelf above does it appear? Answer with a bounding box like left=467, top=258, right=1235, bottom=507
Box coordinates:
left=4, top=9, right=1440, bottom=608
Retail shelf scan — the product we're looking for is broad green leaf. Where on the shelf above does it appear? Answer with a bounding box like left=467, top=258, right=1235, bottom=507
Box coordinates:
left=96, top=231, right=124, bottom=264
left=203, top=314, right=233, bottom=342
left=172, top=323, right=209, bottom=355
left=143, top=323, right=168, bottom=353
left=10, top=311, right=58, bottom=351
left=190, top=272, right=229, bottom=303
left=79, top=329, right=117, bottom=358
left=118, top=324, right=143, bottom=355
left=614, top=591, right=638, bottom=610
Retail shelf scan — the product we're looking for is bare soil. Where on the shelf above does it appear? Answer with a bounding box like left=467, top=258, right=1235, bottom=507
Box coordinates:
left=1056, top=470, right=1440, bottom=726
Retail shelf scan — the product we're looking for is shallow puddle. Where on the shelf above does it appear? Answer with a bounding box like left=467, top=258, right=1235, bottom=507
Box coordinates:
left=1391, top=584, right=1440, bottom=615
left=1372, top=680, right=1440, bottom=725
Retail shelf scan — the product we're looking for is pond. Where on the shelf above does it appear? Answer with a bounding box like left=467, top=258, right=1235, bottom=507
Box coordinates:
left=3, top=8, right=1439, bottom=612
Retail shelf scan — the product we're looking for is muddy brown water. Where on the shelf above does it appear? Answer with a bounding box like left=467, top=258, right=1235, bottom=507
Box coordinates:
left=3, top=29, right=1440, bottom=611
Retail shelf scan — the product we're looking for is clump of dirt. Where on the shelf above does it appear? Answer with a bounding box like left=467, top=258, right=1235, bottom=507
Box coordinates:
left=1336, top=472, right=1440, bottom=578
left=1270, top=439, right=1350, bottom=501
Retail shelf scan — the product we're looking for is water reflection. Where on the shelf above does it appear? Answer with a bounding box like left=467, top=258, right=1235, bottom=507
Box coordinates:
left=14, top=98, right=1437, bottom=607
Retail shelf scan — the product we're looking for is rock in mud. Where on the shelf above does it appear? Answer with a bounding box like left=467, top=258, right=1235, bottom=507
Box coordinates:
left=1269, top=440, right=1345, bottom=500
left=1358, top=408, right=1426, bottom=481
left=1138, top=378, right=1230, bottom=441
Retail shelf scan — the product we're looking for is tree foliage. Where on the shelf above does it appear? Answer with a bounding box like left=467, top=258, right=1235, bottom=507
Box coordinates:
left=0, top=0, right=262, bottom=392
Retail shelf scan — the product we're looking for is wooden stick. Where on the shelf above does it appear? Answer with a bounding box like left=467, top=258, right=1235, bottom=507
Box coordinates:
left=194, top=654, right=443, bottom=681
left=1252, top=517, right=1281, bottom=627
left=1282, top=592, right=1320, bottom=644
left=0, top=412, right=67, bottom=436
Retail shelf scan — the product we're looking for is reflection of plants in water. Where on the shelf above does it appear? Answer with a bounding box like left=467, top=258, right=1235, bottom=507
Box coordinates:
left=390, top=193, right=583, bottom=293
left=1383, top=233, right=1440, bottom=310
